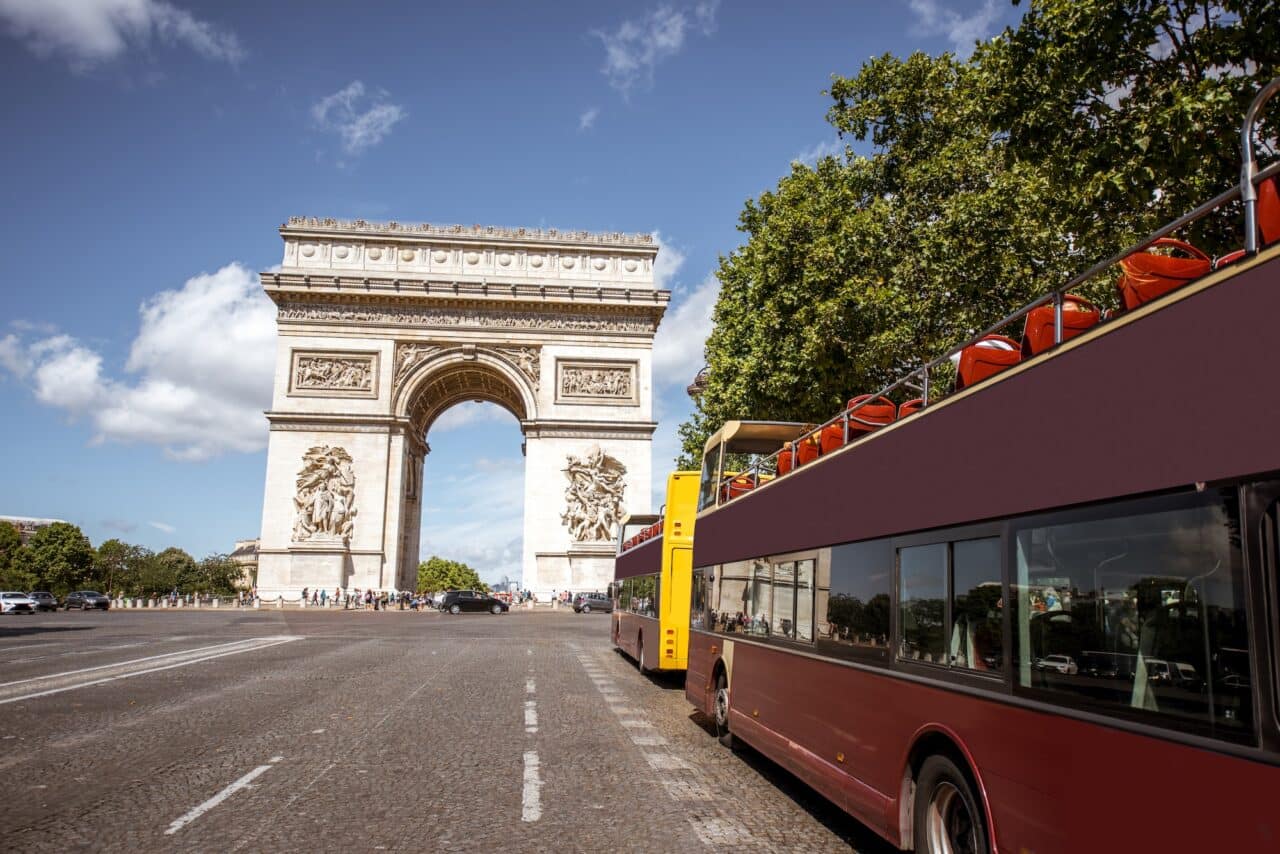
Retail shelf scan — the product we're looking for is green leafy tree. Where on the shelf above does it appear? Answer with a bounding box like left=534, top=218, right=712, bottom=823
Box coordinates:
left=195, top=554, right=243, bottom=595
left=22, top=522, right=95, bottom=596
left=95, top=539, right=146, bottom=596
left=679, top=0, right=1278, bottom=465
left=0, top=523, right=37, bottom=590
left=417, top=556, right=489, bottom=593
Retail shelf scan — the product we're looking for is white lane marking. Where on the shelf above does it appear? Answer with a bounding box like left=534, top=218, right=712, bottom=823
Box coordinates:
left=0, top=637, right=302, bottom=706
left=630, top=734, right=668, bottom=746
left=311, top=729, right=325, bottom=734
left=521, top=750, right=542, bottom=822
left=619, top=719, right=653, bottom=729
left=524, top=700, right=538, bottom=730
left=525, top=678, right=535, bottom=694
left=644, top=752, right=692, bottom=771
left=166, top=760, right=280, bottom=835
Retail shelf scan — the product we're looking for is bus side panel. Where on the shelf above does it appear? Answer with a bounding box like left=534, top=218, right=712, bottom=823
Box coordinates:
left=718, top=639, right=1280, bottom=853
left=685, top=629, right=717, bottom=716
left=615, top=611, right=658, bottom=665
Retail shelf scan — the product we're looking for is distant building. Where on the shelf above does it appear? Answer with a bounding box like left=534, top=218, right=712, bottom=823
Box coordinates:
left=0, top=516, right=69, bottom=545
left=230, top=538, right=259, bottom=589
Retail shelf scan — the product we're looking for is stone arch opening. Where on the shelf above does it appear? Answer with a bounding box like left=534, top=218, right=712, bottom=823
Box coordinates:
left=395, top=348, right=537, bottom=436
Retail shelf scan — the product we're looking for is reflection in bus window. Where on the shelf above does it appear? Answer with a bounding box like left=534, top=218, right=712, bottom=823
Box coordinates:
left=771, top=561, right=795, bottom=637
left=952, top=538, right=1003, bottom=671
left=793, top=559, right=814, bottom=641
left=899, top=544, right=947, bottom=664
left=819, top=540, right=891, bottom=661
left=1014, top=490, right=1253, bottom=744
left=749, top=560, right=772, bottom=636
left=710, top=559, right=752, bottom=633
left=690, top=568, right=709, bottom=631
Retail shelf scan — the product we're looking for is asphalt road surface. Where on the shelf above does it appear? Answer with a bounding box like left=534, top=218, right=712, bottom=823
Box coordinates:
left=0, top=608, right=897, bottom=853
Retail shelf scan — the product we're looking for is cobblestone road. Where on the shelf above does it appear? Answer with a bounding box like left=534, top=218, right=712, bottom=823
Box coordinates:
left=0, top=609, right=896, bottom=853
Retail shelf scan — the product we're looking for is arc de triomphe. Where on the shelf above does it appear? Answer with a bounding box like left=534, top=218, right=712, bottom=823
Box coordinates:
left=254, top=217, right=667, bottom=600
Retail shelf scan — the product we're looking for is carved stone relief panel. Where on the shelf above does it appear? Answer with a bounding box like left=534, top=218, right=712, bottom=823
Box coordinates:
left=561, top=445, right=627, bottom=543
left=556, top=359, right=638, bottom=405
left=291, top=445, right=357, bottom=543
left=289, top=351, right=378, bottom=398
left=495, top=346, right=541, bottom=391
left=278, top=301, right=659, bottom=334
left=394, top=342, right=442, bottom=389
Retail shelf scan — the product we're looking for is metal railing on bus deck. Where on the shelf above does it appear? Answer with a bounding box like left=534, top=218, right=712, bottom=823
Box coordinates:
left=718, top=76, right=1280, bottom=503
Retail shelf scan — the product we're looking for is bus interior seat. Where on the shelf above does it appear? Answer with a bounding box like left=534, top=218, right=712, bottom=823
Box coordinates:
left=1260, top=175, right=1280, bottom=246
left=898, top=398, right=924, bottom=419
left=1117, top=237, right=1212, bottom=310
left=955, top=334, right=1022, bottom=390
left=819, top=395, right=896, bottom=454
left=1021, top=295, right=1101, bottom=357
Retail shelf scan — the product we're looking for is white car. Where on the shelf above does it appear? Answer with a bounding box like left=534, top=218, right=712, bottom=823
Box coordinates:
left=1035, top=654, right=1079, bottom=675
left=0, top=592, right=37, bottom=615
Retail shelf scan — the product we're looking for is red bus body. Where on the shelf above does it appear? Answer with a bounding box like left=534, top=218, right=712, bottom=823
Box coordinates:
left=687, top=245, right=1280, bottom=852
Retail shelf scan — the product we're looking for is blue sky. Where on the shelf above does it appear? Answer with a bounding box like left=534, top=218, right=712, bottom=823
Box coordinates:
left=0, top=0, right=1023, bottom=584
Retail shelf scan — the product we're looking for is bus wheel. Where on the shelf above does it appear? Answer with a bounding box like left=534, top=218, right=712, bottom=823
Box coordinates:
left=637, top=638, right=647, bottom=672
left=713, top=672, right=735, bottom=749
left=914, top=754, right=988, bottom=854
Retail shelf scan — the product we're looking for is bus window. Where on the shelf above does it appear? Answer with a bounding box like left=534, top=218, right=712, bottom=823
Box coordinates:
left=794, top=559, right=814, bottom=641
left=771, top=561, right=795, bottom=637
left=619, top=577, right=632, bottom=611
left=820, top=540, right=892, bottom=662
left=712, top=560, right=751, bottom=632
left=698, top=443, right=723, bottom=511
left=1013, top=489, right=1254, bottom=744
left=899, top=544, right=947, bottom=664
left=952, top=538, right=1003, bottom=672
left=691, top=568, right=710, bottom=631
left=749, top=559, right=772, bottom=636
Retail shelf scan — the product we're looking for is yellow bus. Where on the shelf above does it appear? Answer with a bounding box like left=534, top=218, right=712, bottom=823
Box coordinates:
left=611, top=471, right=698, bottom=672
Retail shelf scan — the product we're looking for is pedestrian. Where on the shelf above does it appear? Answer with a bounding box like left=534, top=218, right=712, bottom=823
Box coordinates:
left=301, top=586, right=309, bottom=605
left=320, top=588, right=327, bottom=607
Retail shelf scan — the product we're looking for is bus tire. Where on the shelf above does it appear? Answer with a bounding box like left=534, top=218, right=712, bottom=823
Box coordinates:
left=913, top=754, right=988, bottom=854
left=713, top=672, right=735, bottom=749
left=637, top=637, right=647, bottom=672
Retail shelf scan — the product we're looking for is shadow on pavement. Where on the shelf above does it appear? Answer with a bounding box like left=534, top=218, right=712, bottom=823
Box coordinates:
left=685, top=709, right=899, bottom=852
left=0, top=624, right=95, bottom=639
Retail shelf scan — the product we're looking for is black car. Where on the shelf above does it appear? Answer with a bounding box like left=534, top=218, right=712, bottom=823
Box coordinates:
left=573, top=593, right=612, bottom=614
left=440, top=590, right=508, bottom=615
left=64, top=590, right=111, bottom=611
left=27, top=591, right=58, bottom=612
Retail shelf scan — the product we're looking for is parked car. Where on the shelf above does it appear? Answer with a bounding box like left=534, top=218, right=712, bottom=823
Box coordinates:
left=439, top=591, right=508, bottom=615
left=27, top=591, right=58, bottom=612
left=1034, top=654, right=1079, bottom=675
left=573, top=593, right=612, bottom=614
left=64, top=590, right=111, bottom=611
left=0, top=592, right=36, bottom=614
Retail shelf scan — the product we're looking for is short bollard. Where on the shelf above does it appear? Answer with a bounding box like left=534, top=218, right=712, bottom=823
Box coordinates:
left=276, top=597, right=282, bottom=609
left=254, top=597, right=260, bottom=609
left=212, top=598, right=219, bottom=608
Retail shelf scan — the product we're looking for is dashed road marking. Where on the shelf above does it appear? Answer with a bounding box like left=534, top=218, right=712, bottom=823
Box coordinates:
left=166, top=758, right=284, bottom=835
left=524, top=700, right=538, bottom=733
left=521, top=750, right=542, bottom=822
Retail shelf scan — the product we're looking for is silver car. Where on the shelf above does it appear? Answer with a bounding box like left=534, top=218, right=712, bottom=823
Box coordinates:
left=0, top=592, right=36, bottom=614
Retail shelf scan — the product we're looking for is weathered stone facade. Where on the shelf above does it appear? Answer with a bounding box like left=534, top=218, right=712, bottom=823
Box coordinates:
left=256, top=217, right=666, bottom=600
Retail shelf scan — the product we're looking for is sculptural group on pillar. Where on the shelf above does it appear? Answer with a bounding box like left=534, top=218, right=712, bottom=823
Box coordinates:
left=561, top=445, right=627, bottom=542
left=292, top=445, right=357, bottom=542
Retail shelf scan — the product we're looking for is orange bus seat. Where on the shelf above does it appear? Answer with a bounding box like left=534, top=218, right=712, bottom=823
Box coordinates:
left=1261, top=176, right=1280, bottom=246
left=777, top=443, right=796, bottom=476
left=819, top=395, right=896, bottom=454
left=1215, top=249, right=1247, bottom=270
left=1117, top=237, right=1211, bottom=310
left=1021, top=295, right=1101, bottom=356
left=795, top=433, right=822, bottom=466
left=956, top=335, right=1021, bottom=390
left=719, top=475, right=757, bottom=503
left=898, top=398, right=925, bottom=418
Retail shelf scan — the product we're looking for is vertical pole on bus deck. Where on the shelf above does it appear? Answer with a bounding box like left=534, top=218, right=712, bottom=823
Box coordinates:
left=841, top=409, right=849, bottom=447
left=1052, top=290, right=1064, bottom=347
left=1240, top=77, right=1280, bottom=256
left=921, top=367, right=930, bottom=408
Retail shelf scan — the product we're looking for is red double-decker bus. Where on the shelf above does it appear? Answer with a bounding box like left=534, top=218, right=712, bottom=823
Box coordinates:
left=685, top=80, right=1280, bottom=853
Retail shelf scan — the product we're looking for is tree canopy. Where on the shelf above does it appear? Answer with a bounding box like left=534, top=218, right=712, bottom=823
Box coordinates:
left=678, top=0, right=1278, bottom=465
left=417, top=556, right=489, bottom=593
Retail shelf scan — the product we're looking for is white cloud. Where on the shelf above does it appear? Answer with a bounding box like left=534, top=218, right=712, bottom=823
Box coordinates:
left=652, top=273, right=719, bottom=389
left=907, top=0, right=998, bottom=58
left=311, top=81, right=406, bottom=156
left=578, top=106, right=600, bottom=131
left=431, top=401, right=518, bottom=433
left=792, top=138, right=843, bottom=167
left=148, top=520, right=176, bottom=533
left=0, top=263, right=276, bottom=461
left=593, top=0, right=719, bottom=96
left=0, top=0, right=244, bottom=68
left=652, top=231, right=686, bottom=291
left=420, top=457, right=526, bottom=585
